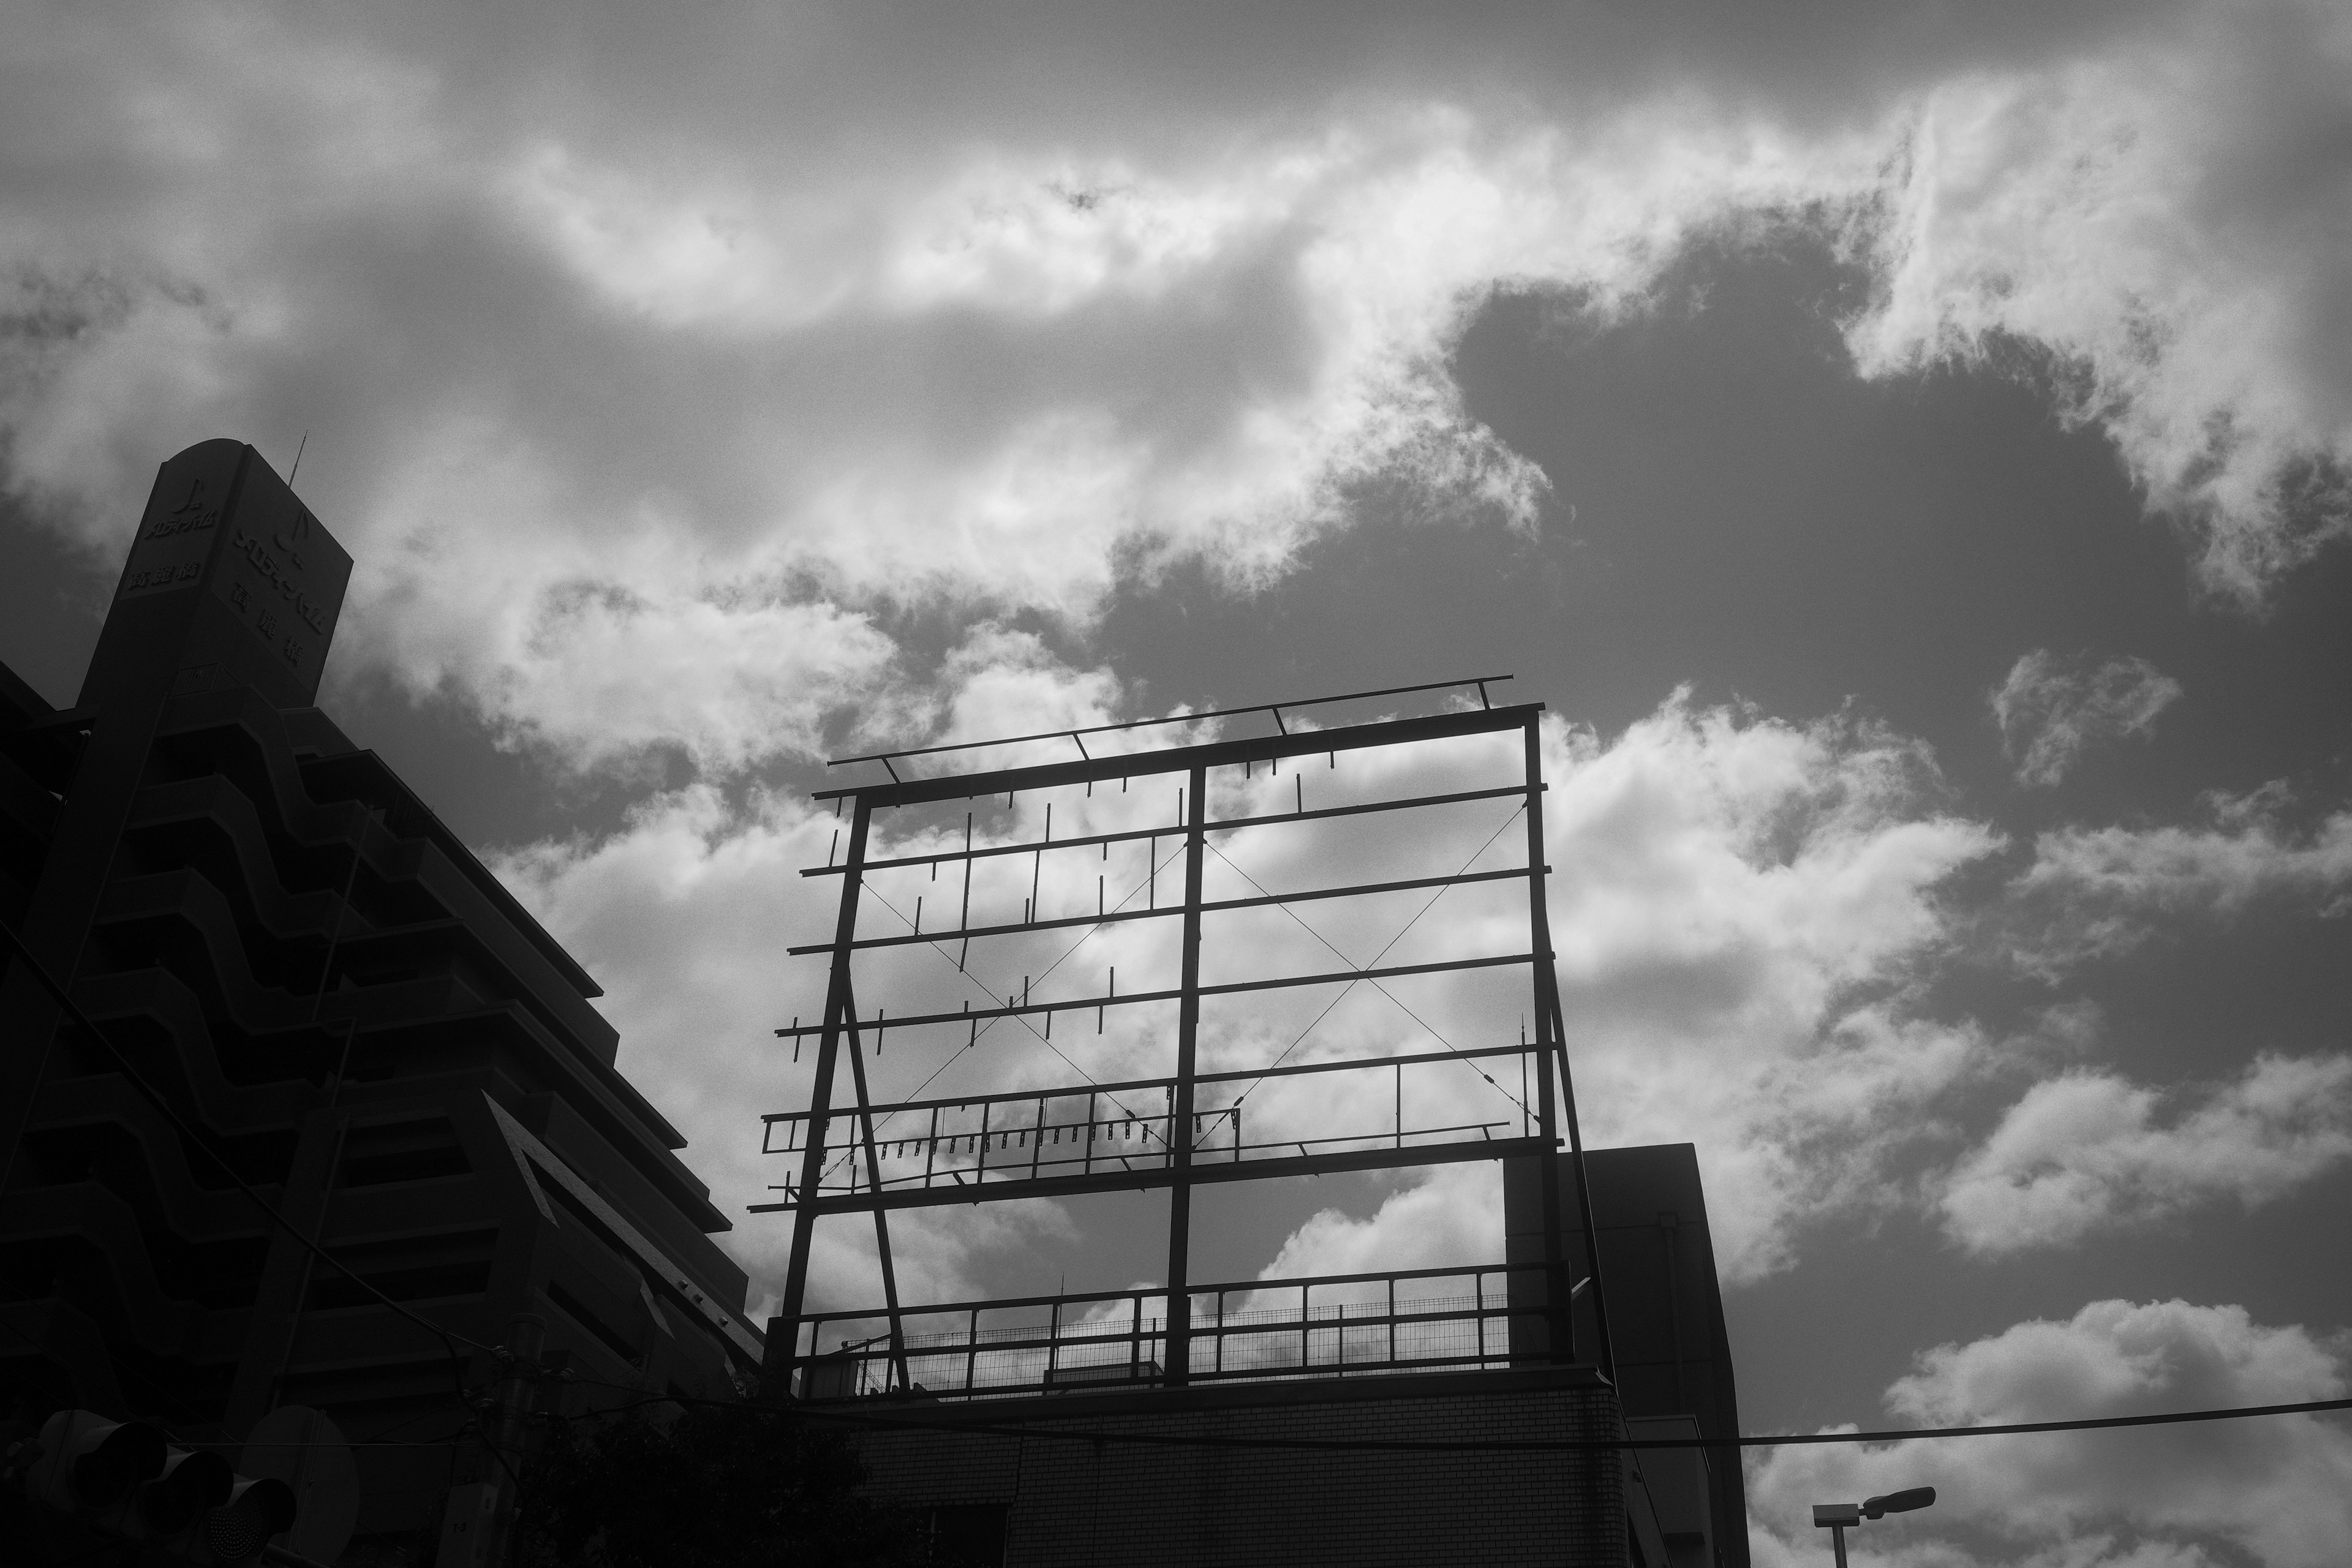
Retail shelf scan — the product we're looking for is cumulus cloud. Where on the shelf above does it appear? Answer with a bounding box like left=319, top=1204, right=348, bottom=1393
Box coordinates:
left=0, top=3, right=1839, bottom=773
left=1258, top=1164, right=1504, bottom=1284
left=1261, top=693, right=2004, bottom=1290
left=484, top=635, right=1152, bottom=1311
left=1542, top=696, right=2001, bottom=1281
left=24, top=0, right=2344, bottom=1320
left=1749, top=1299, right=2352, bottom=1568
left=494, top=685, right=2007, bottom=1308
left=2006, top=785, right=2352, bottom=972
left=491, top=778, right=1090, bottom=1314
left=1991, top=650, right=2183, bottom=788
left=1844, top=0, right=2352, bottom=601
left=1939, top=1054, right=2352, bottom=1254
left=6, top=0, right=2351, bottom=785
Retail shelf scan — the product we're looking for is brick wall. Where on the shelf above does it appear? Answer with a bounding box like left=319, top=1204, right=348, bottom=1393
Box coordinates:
left=839, top=1366, right=1627, bottom=1568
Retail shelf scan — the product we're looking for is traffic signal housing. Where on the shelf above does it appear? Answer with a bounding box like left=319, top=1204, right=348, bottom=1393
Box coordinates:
left=23, top=1409, right=167, bottom=1516
left=17, top=1409, right=299, bottom=1564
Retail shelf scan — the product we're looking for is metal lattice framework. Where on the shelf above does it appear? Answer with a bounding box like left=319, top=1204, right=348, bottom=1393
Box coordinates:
left=758, top=680, right=1614, bottom=1396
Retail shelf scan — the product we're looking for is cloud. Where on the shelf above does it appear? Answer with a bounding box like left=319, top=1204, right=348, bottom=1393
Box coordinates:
left=1749, top=1299, right=2352, bottom=1568
left=2006, top=785, right=2352, bottom=972
left=7, top=0, right=2351, bottom=786
left=495, top=684, right=2007, bottom=1308
left=1939, top=1054, right=2352, bottom=1255
left=1257, top=1164, right=1503, bottom=1284
left=490, top=779, right=1090, bottom=1321
left=0, top=7, right=1829, bottom=772
left=485, top=636, right=1150, bottom=1312
left=1844, top=0, right=2352, bottom=601
left=1246, top=693, right=2007, bottom=1292
left=1991, top=650, right=2183, bottom=788
left=1542, top=695, right=2002, bottom=1281
left=29, top=0, right=2340, bottom=1318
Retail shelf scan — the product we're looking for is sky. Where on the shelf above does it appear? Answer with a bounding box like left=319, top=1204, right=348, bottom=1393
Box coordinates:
left=6, top=1, right=2352, bottom=1562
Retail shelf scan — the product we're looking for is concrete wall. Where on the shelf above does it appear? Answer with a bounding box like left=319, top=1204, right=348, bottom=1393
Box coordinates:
left=843, top=1366, right=1630, bottom=1568
left=1504, top=1146, right=1748, bottom=1568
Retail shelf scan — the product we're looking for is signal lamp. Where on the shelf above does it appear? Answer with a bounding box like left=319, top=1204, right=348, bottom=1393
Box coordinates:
left=204, top=1474, right=299, bottom=1562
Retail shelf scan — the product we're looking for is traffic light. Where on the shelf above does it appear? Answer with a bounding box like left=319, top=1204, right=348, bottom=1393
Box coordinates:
left=17, top=1409, right=300, bottom=1564
left=22, top=1409, right=166, bottom=1516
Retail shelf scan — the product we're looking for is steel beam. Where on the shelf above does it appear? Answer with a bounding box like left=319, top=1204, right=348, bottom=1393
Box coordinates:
left=786, top=864, right=1539, bottom=954
left=748, top=1134, right=1550, bottom=1216
left=771, top=952, right=1536, bottom=1040
left=761, top=1042, right=1540, bottom=1129
left=796, top=783, right=1539, bottom=880
left=824, top=674, right=1513, bottom=774
left=1164, top=763, right=1207, bottom=1385
left=774, top=796, right=870, bottom=1384
left=812, top=703, right=1539, bottom=810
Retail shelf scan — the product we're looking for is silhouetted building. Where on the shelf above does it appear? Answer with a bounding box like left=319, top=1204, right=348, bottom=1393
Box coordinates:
left=0, top=441, right=763, bottom=1562
left=821, top=1145, right=1752, bottom=1568
left=1507, top=1144, right=1748, bottom=1568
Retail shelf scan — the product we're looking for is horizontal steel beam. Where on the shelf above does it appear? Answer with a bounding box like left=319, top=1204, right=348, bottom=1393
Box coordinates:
left=792, top=1255, right=1551, bottom=1324
left=812, top=703, right=1541, bottom=809
left=747, top=1133, right=1552, bottom=1215
left=788, top=864, right=1544, bottom=955
left=761, top=1042, right=1540, bottom=1125
left=826, top=674, right=1514, bottom=771
left=799, top=783, right=1542, bottom=880
left=771, top=952, right=1536, bottom=1039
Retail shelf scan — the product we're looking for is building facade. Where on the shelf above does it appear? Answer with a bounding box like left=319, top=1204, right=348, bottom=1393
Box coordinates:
left=845, top=1366, right=1633, bottom=1568
left=1506, top=1144, right=1749, bottom=1568
left=0, top=441, right=763, bottom=1562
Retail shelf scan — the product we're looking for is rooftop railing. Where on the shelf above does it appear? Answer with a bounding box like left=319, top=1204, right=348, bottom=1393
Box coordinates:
left=790, top=1259, right=1579, bottom=1401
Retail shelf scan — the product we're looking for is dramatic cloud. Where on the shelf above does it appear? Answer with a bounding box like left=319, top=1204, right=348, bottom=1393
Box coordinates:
left=6, top=0, right=2351, bottom=783
left=1543, top=697, right=2000, bottom=1281
left=1991, top=650, right=2183, bottom=788
left=1844, top=0, right=2352, bottom=601
left=19, top=0, right=2347, bottom=1350
left=1272, top=693, right=2003, bottom=1289
left=2007, top=785, right=2352, bottom=973
left=1258, top=1164, right=1503, bottom=1285
left=487, top=636, right=1133, bottom=1311
left=1939, top=1054, right=2352, bottom=1255
left=497, top=685, right=2007, bottom=1306
left=1749, top=1299, right=2352, bottom=1568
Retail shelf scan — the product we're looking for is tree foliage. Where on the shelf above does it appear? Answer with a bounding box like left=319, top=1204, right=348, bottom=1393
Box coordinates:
left=516, top=1402, right=924, bottom=1568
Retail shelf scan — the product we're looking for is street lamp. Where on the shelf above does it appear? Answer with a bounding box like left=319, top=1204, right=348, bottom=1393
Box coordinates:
left=1812, top=1487, right=1936, bottom=1566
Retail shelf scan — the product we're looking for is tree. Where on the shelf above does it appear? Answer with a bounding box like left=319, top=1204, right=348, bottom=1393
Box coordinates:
left=515, top=1401, right=924, bottom=1568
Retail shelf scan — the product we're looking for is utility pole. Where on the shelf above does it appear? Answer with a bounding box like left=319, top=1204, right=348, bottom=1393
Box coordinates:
left=438, top=1313, right=549, bottom=1568
left=483, top=1313, right=546, bottom=1568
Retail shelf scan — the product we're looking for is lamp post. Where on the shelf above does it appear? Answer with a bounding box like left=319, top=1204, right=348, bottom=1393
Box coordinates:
left=1812, top=1487, right=1935, bottom=1567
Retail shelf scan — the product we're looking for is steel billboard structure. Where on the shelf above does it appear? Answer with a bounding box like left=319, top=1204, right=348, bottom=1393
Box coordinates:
left=756, top=678, right=1615, bottom=1399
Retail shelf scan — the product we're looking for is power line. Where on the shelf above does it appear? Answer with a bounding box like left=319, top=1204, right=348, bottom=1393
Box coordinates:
left=557, top=1378, right=2352, bottom=1454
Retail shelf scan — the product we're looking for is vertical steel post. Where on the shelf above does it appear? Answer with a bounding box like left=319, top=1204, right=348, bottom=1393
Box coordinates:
left=1548, top=990, right=1617, bottom=1382
left=1525, top=719, right=1618, bottom=1383
left=1163, top=763, right=1208, bottom=1385
left=842, top=997, right=909, bottom=1393
left=777, top=796, right=871, bottom=1393
left=1521, top=722, right=1573, bottom=1366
